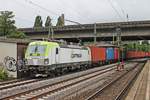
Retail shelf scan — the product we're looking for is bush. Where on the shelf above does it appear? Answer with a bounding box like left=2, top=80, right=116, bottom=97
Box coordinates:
left=7, top=31, right=26, bottom=39
left=0, top=68, right=8, bottom=80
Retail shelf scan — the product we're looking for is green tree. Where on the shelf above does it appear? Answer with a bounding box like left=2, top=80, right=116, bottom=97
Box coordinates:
left=33, top=15, right=43, bottom=28
left=45, top=16, right=52, bottom=27
left=56, top=14, right=64, bottom=27
left=0, top=11, right=26, bottom=38
left=0, top=11, right=16, bottom=36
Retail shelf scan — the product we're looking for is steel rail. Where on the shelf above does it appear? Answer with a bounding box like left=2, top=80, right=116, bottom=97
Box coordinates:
left=114, top=63, right=144, bottom=100
left=1, top=65, right=117, bottom=100
left=85, top=63, right=140, bottom=100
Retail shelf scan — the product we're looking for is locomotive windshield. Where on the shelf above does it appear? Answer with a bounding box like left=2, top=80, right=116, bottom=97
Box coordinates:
left=28, top=45, right=46, bottom=54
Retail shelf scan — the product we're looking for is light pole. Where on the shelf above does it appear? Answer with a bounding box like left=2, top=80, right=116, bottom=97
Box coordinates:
left=51, top=25, right=54, bottom=40
left=48, top=25, right=54, bottom=40
left=48, top=25, right=50, bottom=39
left=94, top=23, right=97, bottom=44
left=116, top=26, right=124, bottom=70
left=116, top=27, right=121, bottom=47
left=113, top=32, right=117, bottom=45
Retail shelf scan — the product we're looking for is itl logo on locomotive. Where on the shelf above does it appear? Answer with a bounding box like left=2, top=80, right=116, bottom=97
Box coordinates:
left=71, top=54, right=82, bottom=58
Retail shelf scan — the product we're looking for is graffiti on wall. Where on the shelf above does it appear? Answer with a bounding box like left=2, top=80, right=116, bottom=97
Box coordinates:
left=4, top=56, right=17, bottom=72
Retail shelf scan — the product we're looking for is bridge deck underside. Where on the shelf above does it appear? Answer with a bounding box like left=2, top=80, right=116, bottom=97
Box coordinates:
left=26, top=27, right=150, bottom=42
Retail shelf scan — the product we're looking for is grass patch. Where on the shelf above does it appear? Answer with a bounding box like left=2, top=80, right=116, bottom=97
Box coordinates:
left=0, top=67, right=8, bottom=80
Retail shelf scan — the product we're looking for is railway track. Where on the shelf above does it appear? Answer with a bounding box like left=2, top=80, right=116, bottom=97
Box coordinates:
left=0, top=63, right=117, bottom=100
left=0, top=79, right=24, bottom=86
left=0, top=79, right=41, bottom=90
left=84, top=63, right=144, bottom=100
left=51, top=62, right=139, bottom=100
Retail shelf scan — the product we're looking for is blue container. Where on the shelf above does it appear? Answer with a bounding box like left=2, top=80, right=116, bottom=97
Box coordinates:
left=106, top=48, right=114, bottom=61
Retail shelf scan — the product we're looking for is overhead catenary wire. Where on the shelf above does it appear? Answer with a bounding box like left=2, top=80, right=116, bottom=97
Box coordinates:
left=14, top=0, right=126, bottom=25
left=107, top=1, right=147, bottom=42
left=25, top=0, right=82, bottom=25
left=110, top=1, right=146, bottom=40
left=13, top=0, right=47, bottom=16
left=55, top=0, right=92, bottom=22
left=107, top=0, right=125, bottom=21
left=25, top=0, right=58, bottom=16
left=13, top=0, right=52, bottom=26
left=24, top=1, right=147, bottom=42
left=112, top=0, right=129, bottom=21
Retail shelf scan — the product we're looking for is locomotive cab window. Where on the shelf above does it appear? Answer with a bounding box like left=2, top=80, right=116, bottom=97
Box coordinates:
left=56, top=48, right=58, bottom=54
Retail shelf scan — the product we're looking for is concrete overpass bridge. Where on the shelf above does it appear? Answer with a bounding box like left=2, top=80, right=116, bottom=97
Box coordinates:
left=19, top=20, right=150, bottom=42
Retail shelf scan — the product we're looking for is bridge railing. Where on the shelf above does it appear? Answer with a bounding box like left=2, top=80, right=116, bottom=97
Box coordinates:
left=18, top=20, right=150, bottom=33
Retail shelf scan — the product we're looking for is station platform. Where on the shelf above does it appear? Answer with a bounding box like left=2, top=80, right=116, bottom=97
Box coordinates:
left=125, top=60, right=150, bottom=100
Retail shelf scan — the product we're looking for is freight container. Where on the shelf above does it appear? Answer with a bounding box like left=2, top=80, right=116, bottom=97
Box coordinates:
left=88, top=46, right=106, bottom=63
left=99, top=48, right=106, bottom=62
left=137, top=51, right=141, bottom=58
left=138, top=51, right=143, bottom=58
left=114, top=48, right=119, bottom=61
left=126, top=51, right=134, bottom=59
left=145, top=52, right=149, bottom=57
left=132, top=51, right=137, bottom=58
left=89, top=46, right=101, bottom=63
left=139, top=51, right=142, bottom=58
left=142, top=51, right=146, bottom=58
left=149, top=52, right=150, bottom=57
left=134, top=51, right=138, bottom=58
left=126, top=51, right=146, bottom=59
left=106, top=48, right=114, bottom=61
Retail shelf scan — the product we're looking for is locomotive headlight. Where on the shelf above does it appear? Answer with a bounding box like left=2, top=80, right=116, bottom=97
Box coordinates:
left=44, top=58, right=49, bottom=64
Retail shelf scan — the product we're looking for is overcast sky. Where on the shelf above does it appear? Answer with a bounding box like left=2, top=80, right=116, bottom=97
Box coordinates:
left=0, top=0, right=149, bottom=28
